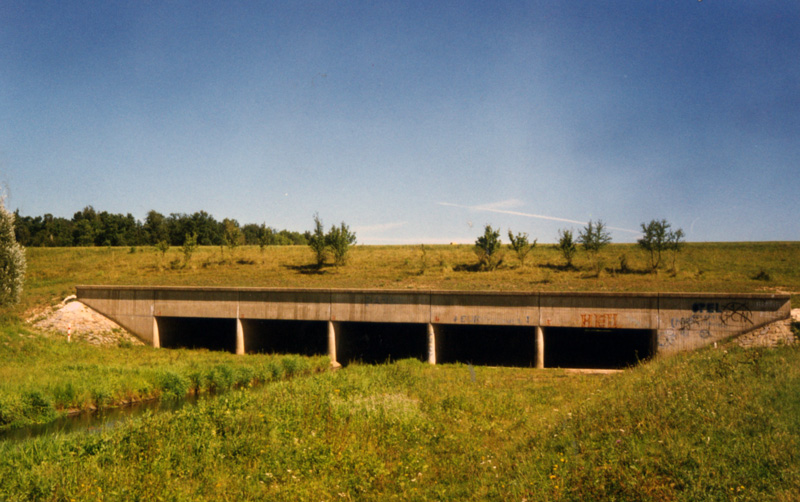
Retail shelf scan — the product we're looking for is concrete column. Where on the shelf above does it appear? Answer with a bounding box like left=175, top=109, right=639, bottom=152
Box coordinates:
left=236, top=318, right=245, bottom=355
left=152, top=317, right=161, bottom=348
left=535, top=326, right=544, bottom=369
left=427, top=323, right=437, bottom=365
left=328, top=321, right=341, bottom=368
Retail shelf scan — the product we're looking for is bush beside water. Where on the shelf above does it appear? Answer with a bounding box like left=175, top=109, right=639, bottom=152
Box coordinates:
left=0, top=322, right=328, bottom=432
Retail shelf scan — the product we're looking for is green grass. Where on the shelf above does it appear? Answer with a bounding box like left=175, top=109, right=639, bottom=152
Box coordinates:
left=21, top=242, right=800, bottom=313
left=1, top=346, right=799, bottom=501
left=0, top=243, right=797, bottom=500
left=0, top=319, right=328, bottom=431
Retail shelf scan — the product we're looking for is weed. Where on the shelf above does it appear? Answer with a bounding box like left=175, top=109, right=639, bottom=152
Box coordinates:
left=753, top=268, right=772, bottom=281
left=282, top=355, right=310, bottom=377
left=234, top=365, right=256, bottom=387
left=267, top=360, right=285, bottom=381
left=91, top=386, right=112, bottom=408
left=0, top=395, right=22, bottom=427
left=51, top=382, right=77, bottom=408
left=117, top=339, right=134, bottom=349
left=206, top=364, right=236, bottom=393
left=156, top=371, right=191, bottom=399
left=22, top=390, right=56, bottom=423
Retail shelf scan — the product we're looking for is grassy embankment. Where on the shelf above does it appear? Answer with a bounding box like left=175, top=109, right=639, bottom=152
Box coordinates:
left=0, top=320, right=328, bottom=431
left=0, top=243, right=797, bottom=500
left=6, top=242, right=798, bottom=427
left=1, top=346, right=799, bottom=500
left=22, top=241, right=800, bottom=312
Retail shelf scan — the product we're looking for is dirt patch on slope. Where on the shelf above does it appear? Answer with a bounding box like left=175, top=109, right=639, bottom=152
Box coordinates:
left=27, top=296, right=144, bottom=347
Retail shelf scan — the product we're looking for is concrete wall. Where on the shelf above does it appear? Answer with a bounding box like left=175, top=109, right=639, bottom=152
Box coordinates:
left=656, top=294, right=792, bottom=353
left=76, top=286, right=791, bottom=358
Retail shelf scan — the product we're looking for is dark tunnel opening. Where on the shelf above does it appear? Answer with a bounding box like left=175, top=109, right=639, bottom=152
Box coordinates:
left=156, top=317, right=237, bottom=353
left=336, top=322, right=428, bottom=365
left=241, top=319, right=328, bottom=356
left=436, top=324, right=538, bottom=367
left=544, top=328, right=656, bottom=369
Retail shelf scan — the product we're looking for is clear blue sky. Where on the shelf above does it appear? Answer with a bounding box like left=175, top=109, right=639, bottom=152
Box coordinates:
left=2, top=1, right=798, bottom=244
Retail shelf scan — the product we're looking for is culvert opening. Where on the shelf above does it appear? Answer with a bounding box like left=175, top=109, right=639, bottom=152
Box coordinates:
left=337, top=322, right=428, bottom=365
left=544, top=328, right=656, bottom=369
left=241, top=319, right=327, bottom=356
left=156, top=317, right=237, bottom=353
left=436, top=324, right=538, bottom=367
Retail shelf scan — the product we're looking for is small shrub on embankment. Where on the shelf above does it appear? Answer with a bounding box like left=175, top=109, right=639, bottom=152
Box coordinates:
left=2, top=346, right=800, bottom=501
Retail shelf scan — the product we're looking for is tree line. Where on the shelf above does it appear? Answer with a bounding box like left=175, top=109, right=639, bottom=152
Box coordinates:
left=12, top=206, right=308, bottom=248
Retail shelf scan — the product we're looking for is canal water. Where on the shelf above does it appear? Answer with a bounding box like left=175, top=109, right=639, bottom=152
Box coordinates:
left=0, top=395, right=202, bottom=442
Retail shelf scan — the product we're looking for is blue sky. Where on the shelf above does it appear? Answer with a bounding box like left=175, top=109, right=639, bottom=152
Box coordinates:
left=2, top=1, right=798, bottom=244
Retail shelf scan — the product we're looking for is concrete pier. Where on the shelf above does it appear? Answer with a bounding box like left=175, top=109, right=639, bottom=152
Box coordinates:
left=535, top=326, right=544, bottom=369
left=76, top=286, right=791, bottom=369
left=427, top=323, right=437, bottom=365
left=328, top=321, right=340, bottom=368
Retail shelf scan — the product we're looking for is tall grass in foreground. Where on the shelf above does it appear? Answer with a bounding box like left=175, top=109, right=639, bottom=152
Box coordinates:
left=0, top=320, right=329, bottom=431
left=2, top=344, right=799, bottom=501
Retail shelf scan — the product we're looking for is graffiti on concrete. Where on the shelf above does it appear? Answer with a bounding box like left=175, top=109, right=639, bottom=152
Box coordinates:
left=659, top=329, right=679, bottom=348
left=452, top=314, right=533, bottom=325
left=720, top=302, right=753, bottom=325
left=692, top=302, right=722, bottom=313
left=580, top=313, right=619, bottom=328
left=661, top=301, right=754, bottom=349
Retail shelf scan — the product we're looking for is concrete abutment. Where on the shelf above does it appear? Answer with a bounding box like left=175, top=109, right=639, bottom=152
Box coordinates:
left=76, top=286, right=791, bottom=369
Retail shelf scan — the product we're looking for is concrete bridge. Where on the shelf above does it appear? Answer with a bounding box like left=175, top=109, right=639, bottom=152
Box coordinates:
left=76, top=286, right=790, bottom=369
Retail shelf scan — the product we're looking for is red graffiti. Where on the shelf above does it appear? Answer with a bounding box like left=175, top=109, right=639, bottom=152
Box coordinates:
left=580, top=313, right=618, bottom=328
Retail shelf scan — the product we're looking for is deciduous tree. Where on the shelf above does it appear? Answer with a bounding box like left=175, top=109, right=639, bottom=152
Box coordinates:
left=508, top=230, right=536, bottom=266
left=326, top=222, right=357, bottom=266
left=557, top=229, right=577, bottom=268
left=308, top=213, right=328, bottom=266
left=474, top=225, right=503, bottom=270
left=0, top=199, right=26, bottom=306
left=579, top=220, right=612, bottom=274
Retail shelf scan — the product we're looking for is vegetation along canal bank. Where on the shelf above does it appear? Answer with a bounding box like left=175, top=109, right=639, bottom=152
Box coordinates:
left=1, top=243, right=798, bottom=500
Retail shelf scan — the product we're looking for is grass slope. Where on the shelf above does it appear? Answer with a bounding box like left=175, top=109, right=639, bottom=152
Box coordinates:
left=1, top=346, right=798, bottom=501
left=0, top=320, right=328, bottom=431
left=22, top=242, right=800, bottom=313
left=0, top=243, right=796, bottom=500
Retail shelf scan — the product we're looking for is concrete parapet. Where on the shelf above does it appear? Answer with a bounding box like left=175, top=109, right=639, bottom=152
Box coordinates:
left=655, top=293, right=792, bottom=354
left=331, top=290, right=430, bottom=323
left=76, top=286, right=791, bottom=361
left=539, top=292, right=658, bottom=330
left=431, top=290, right=538, bottom=326
left=239, top=288, right=331, bottom=321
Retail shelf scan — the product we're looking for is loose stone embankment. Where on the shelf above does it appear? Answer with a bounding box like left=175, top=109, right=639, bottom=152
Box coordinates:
left=735, top=309, right=799, bottom=349
left=27, top=295, right=143, bottom=346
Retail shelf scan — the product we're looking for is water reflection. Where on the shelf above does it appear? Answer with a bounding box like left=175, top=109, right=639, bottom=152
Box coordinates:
left=0, top=395, right=201, bottom=442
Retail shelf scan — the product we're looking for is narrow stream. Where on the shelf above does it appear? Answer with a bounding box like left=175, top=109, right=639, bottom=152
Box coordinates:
left=0, top=395, right=202, bottom=442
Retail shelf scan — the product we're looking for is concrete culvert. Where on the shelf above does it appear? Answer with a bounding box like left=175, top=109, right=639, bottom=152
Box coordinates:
left=156, top=317, right=237, bottom=353
left=544, top=327, right=656, bottom=369
left=435, top=324, right=538, bottom=367
left=241, top=319, right=328, bottom=356
left=336, top=322, right=428, bottom=366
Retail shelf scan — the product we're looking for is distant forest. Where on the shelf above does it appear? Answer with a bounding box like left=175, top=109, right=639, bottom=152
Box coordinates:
left=13, top=206, right=308, bottom=248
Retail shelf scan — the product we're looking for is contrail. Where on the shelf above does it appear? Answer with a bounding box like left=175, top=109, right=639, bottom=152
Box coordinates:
left=437, top=202, right=641, bottom=235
